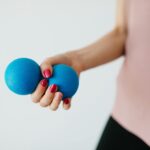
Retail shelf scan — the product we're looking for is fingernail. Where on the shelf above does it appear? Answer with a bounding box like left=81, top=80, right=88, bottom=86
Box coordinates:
left=43, top=69, right=51, bottom=78
left=40, top=79, right=48, bottom=87
left=49, top=84, right=57, bottom=93
left=64, top=98, right=70, bottom=105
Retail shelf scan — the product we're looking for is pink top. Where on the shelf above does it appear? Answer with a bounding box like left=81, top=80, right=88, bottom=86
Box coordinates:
left=112, top=0, right=150, bottom=146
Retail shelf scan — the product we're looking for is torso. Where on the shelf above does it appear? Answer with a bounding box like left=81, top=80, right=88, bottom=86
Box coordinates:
left=112, top=0, right=150, bottom=146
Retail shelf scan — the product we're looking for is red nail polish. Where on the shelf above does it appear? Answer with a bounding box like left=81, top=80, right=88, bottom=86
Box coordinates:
left=43, top=69, right=51, bottom=78
left=64, top=98, right=70, bottom=105
left=40, top=79, right=48, bottom=87
left=49, top=84, right=57, bottom=93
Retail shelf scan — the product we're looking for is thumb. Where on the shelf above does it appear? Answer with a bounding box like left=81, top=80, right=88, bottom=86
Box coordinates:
left=40, top=58, right=53, bottom=78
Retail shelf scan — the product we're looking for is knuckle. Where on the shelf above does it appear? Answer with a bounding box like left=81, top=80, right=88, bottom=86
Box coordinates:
left=40, top=101, right=48, bottom=107
left=31, top=95, right=39, bottom=103
left=50, top=106, right=58, bottom=111
left=56, top=92, right=63, bottom=98
left=40, top=59, right=51, bottom=68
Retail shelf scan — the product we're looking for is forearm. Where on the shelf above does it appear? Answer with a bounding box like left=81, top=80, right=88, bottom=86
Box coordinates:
left=66, top=27, right=126, bottom=72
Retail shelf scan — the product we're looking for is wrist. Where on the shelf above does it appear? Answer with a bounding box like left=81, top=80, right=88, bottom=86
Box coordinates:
left=64, top=50, right=83, bottom=74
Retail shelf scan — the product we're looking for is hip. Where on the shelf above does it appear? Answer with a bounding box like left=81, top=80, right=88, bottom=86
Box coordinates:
left=96, top=116, right=150, bottom=150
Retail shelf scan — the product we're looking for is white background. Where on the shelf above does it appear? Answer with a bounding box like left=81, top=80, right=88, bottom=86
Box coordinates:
left=0, top=0, right=124, bottom=150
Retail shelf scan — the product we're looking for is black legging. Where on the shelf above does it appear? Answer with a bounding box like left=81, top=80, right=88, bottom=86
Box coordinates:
left=96, top=116, right=150, bottom=150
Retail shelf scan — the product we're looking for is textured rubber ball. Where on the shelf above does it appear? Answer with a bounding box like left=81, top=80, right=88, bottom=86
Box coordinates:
left=49, top=64, right=79, bottom=99
left=5, top=58, right=42, bottom=95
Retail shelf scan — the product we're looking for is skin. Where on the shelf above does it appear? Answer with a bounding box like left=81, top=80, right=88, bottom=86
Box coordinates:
left=31, top=0, right=127, bottom=111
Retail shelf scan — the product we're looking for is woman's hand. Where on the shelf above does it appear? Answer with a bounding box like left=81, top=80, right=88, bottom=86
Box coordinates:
left=31, top=51, right=82, bottom=111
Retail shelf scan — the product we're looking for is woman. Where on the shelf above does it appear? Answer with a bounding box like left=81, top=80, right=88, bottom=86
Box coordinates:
left=31, top=0, right=150, bottom=149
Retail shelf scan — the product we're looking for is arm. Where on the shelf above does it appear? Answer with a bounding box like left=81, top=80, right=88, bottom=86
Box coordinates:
left=31, top=0, right=127, bottom=111
left=66, top=0, right=127, bottom=72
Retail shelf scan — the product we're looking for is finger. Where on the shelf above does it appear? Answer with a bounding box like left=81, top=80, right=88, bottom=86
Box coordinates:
left=49, top=92, right=63, bottom=111
left=31, top=79, right=48, bottom=103
left=40, top=84, right=57, bottom=107
left=63, top=98, right=71, bottom=110
left=40, top=55, right=70, bottom=78
left=40, top=59, right=53, bottom=78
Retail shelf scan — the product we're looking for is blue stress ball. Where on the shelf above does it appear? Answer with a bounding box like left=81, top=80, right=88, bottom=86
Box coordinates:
left=49, top=64, right=79, bottom=99
left=5, top=58, right=42, bottom=95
